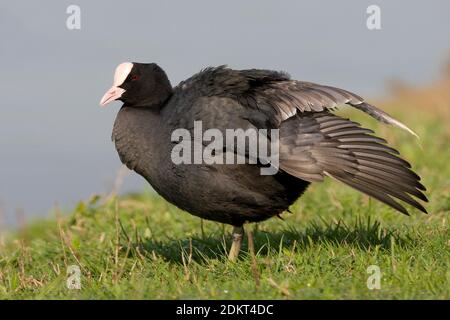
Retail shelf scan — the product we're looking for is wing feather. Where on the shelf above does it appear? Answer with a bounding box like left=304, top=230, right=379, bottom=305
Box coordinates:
left=255, top=80, right=417, bottom=136
left=279, top=112, right=427, bottom=215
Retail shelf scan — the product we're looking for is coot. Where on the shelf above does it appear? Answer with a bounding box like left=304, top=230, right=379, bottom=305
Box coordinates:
left=100, top=62, right=427, bottom=261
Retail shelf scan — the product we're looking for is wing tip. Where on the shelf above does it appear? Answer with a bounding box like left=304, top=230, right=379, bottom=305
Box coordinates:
left=387, top=117, right=420, bottom=139
left=351, top=102, right=420, bottom=139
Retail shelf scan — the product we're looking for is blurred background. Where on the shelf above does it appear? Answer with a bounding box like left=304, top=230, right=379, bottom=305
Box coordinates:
left=0, top=0, right=449, bottom=227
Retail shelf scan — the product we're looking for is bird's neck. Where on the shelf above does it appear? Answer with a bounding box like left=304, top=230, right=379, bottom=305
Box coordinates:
left=126, top=91, right=172, bottom=108
left=112, top=106, right=165, bottom=172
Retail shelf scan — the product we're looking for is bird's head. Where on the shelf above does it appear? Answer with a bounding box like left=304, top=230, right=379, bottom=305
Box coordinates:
left=100, top=62, right=172, bottom=107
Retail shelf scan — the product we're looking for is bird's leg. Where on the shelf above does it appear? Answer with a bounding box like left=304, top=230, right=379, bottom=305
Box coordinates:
left=246, top=226, right=261, bottom=289
left=228, top=225, right=244, bottom=262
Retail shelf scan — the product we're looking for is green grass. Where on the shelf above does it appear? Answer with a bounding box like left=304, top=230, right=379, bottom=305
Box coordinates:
left=0, top=99, right=449, bottom=299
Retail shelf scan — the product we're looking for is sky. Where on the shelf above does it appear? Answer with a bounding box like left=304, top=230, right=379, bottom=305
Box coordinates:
left=0, top=0, right=449, bottom=226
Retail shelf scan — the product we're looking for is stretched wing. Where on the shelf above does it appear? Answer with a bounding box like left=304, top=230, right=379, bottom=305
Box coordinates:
left=249, top=79, right=418, bottom=136
left=173, top=66, right=417, bottom=135
left=279, top=112, right=427, bottom=215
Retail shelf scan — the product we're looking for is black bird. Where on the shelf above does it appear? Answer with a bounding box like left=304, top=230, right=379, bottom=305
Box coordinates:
left=100, top=62, right=427, bottom=261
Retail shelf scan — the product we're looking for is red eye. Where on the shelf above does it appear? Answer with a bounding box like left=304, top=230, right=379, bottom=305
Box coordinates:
left=131, top=75, right=139, bottom=81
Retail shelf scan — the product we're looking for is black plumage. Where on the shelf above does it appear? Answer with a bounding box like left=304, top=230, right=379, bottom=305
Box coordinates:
left=103, top=63, right=427, bottom=234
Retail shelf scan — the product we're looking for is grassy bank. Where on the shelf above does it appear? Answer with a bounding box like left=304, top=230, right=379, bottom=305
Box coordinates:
left=0, top=81, right=449, bottom=299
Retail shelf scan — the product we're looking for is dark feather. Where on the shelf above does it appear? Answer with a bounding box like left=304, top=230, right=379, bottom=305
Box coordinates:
left=279, top=112, right=427, bottom=215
